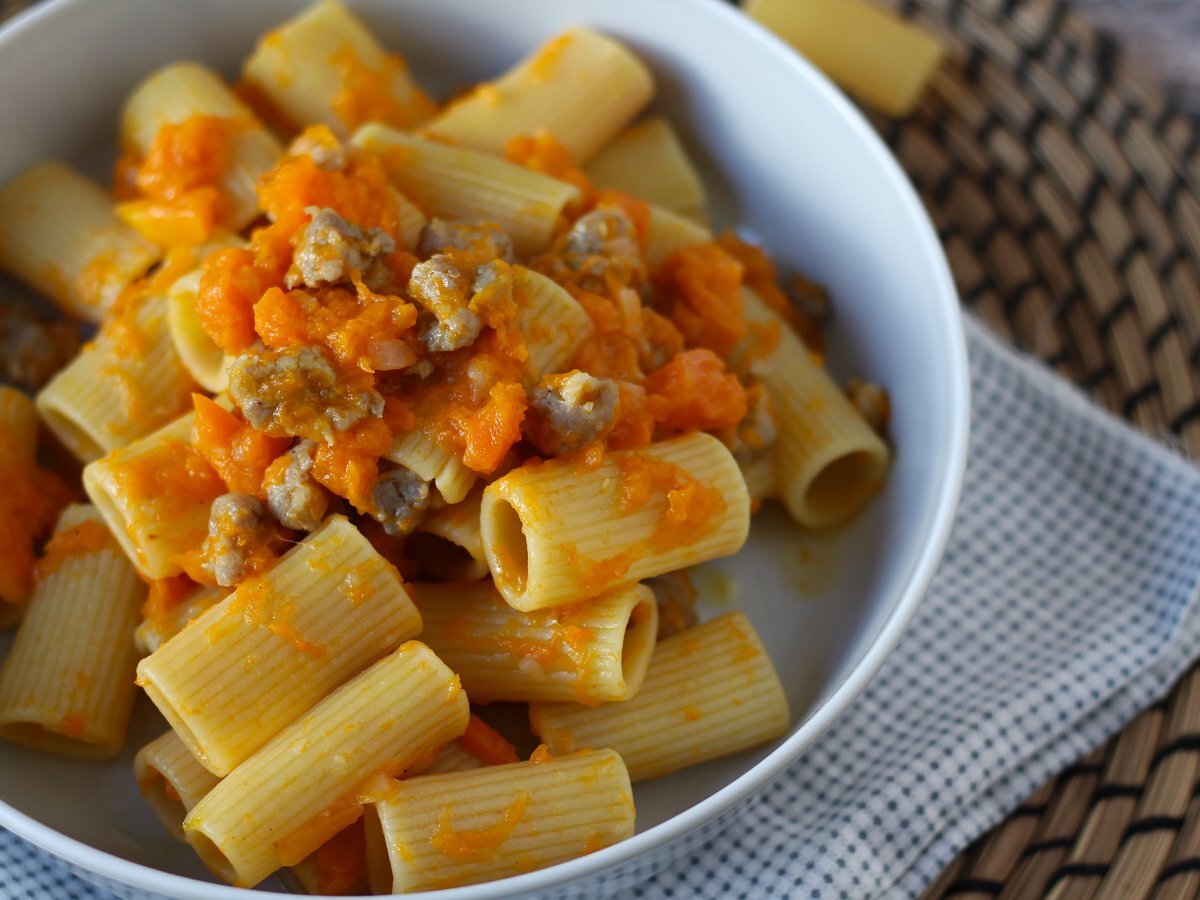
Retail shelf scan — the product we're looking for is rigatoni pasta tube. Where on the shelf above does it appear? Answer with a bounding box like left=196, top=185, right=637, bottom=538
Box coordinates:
left=530, top=611, right=789, bottom=781
left=422, top=740, right=488, bottom=776
left=183, top=641, right=468, bottom=888
left=745, top=0, right=944, bottom=118
left=82, top=412, right=224, bottom=580
left=0, top=162, right=159, bottom=322
left=482, top=432, right=749, bottom=610
left=36, top=292, right=196, bottom=463
left=0, top=505, right=144, bottom=759
left=373, top=749, right=634, bottom=892
left=410, top=487, right=488, bottom=582
left=351, top=124, right=581, bottom=256
left=385, top=430, right=476, bottom=506
left=513, top=266, right=592, bottom=379
left=422, top=28, right=652, bottom=164
left=137, top=514, right=422, bottom=776
left=392, top=187, right=428, bottom=252
left=134, top=584, right=225, bottom=656
left=740, top=453, right=777, bottom=504
left=241, top=0, right=436, bottom=138
left=644, top=205, right=712, bottom=270
left=585, top=118, right=706, bottom=218
left=121, top=62, right=282, bottom=231
left=0, top=386, right=37, bottom=468
left=741, top=289, right=889, bottom=527
left=134, top=730, right=221, bottom=841
left=288, top=820, right=370, bottom=897
left=411, top=581, right=657, bottom=704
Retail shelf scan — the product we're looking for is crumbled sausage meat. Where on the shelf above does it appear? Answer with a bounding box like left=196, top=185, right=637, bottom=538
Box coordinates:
left=370, top=466, right=432, bottom=537
left=417, top=219, right=514, bottom=263
left=846, top=378, right=890, bottom=434
left=646, top=571, right=698, bottom=640
left=407, top=254, right=484, bottom=352
left=201, top=493, right=276, bottom=587
left=0, top=302, right=80, bottom=391
left=228, top=345, right=384, bottom=440
left=285, top=206, right=396, bottom=292
left=265, top=440, right=329, bottom=532
left=555, top=208, right=645, bottom=292
left=287, top=130, right=347, bottom=171
left=724, top=383, right=777, bottom=465
left=529, top=371, right=619, bottom=454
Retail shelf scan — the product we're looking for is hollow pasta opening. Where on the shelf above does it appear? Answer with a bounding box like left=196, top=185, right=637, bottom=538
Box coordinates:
left=137, top=678, right=222, bottom=777
left=168, top=284, right=230, bottom=393
left=138, top=767, right=188, bottom=841
left=81, top=466, right=144, bottom=581
left=619, top=593, right=658, bottom=699
left=802, top=450, right=886, bottom=527
left=186, top=829, right=238, bottom=886
left=406, top=532, right=488, bottom=582
left=487, top=496, right=529, bottom=596
left=38, top=404, right=104, bottom=464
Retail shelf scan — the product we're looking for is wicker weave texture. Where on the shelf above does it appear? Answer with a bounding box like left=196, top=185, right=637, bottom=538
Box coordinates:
left=867, top=2, right=1200, bottom=898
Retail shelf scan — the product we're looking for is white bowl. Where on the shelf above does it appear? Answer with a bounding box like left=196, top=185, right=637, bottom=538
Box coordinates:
left=0, top=0, right=970, bottom=897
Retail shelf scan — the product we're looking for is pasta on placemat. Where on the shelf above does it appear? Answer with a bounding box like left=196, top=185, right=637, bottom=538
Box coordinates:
left=0, top=0, right=892, bottom=891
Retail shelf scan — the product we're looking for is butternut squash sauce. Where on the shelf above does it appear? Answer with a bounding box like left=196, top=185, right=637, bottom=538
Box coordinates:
left=430, top=792, right=529, bottom=859
left=111, top=437, right=224, bottom=545
left=120, top=115, right=250, bottom=245
left=329, top=46, right=437, bottom=132
left=35, top=519, right=114, bottom=579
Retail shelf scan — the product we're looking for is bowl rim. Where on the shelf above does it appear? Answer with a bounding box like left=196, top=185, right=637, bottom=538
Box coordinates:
left=0, top=0, right=971, bottom=896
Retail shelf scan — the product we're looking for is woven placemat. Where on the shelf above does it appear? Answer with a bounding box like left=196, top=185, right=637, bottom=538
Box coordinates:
left=865, top=1, right=1200, bottom=897
left=3, top=0, right=1200, bottom=897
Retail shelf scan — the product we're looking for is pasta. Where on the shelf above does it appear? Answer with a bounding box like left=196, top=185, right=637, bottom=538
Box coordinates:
left=422, top=28, right=653, bottom=164
left=411, top=581, right=658, bottom=704
left=183, top=640, right=468, bottom=887
left=741, top=289, right=890, bottom=527
left=529, top=611, right=790, bottom=781
left=82, top=412, right=221, bottom=580
left=136, top=515, right=422, bottom=776
left=350, top=124, right=582, bottom=255
left=133, top=583, right=225, bottom=656
left=585, top=117, right=707, bottom=219
left=644, top=204, right=715, bottom=269
left=0, top=387, right=37, bottom=469
left=0, top=505, right=143, bottom=758
left=134, top=730, right=222, bottom=841
left=36, top=286, right=197, bottom=463
left=166, top=270, right=233, bottom=394
left=481, top=432, right=750, bottom=610
left=241, top=0, right=437, bottom=138
left=409, top=486, right=489, bottom=582
left=0, top=7, right=899, bottom=890
left=745, top=0, right=944, bottom=117
left=120, top=62, right=283, bottom=233
left=0, top=162, right=160, bottom=322
left=372, top=749, right=634, bottom=892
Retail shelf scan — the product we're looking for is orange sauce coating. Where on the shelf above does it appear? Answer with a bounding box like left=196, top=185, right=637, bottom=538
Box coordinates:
left=329, top=46, right=437, bottom=133
left=0, top=457, right=72, bottom=606
left=191, top=394, right=290, bottom=499
left=431, top=793, right=530, bottom=859
left=35, top=519, right=114, bottom=579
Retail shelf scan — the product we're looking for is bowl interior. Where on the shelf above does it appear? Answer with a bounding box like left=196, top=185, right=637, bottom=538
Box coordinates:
left=0, top=0, right=967, bottom=895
